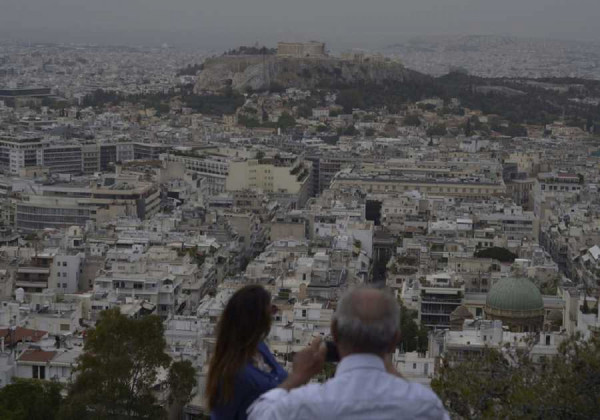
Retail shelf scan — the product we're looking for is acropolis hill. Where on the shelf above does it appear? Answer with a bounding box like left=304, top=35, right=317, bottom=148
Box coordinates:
left=195, top=42, right=419, bottom=92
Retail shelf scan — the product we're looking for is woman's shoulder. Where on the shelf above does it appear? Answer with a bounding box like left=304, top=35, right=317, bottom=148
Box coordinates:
left=257, top=341, right=278, bottom=362
left=257, top=341, right=271, bottom=354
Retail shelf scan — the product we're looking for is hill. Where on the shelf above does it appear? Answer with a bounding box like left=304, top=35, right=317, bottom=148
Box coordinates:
left=194, top=55, right=422, bottom=93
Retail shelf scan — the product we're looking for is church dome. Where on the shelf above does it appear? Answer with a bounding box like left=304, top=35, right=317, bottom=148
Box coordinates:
left=485, top=277, right=543, bottom=318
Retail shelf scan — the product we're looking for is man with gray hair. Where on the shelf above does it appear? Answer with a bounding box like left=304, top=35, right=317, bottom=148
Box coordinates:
left=248, top=286, right=449, bottom=420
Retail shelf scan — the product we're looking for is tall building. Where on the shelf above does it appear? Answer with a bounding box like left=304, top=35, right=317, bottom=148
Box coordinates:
left=160, top=151, right=229, bottom=195
left=132, top=143, right=170, bottom=160
left=226, top=154, right=312, bottom=209
left=0, top=135, right=45, bottom=175
left=15, top=176, right=160, bottom=231
left=306, top=154, right=358, bottom=196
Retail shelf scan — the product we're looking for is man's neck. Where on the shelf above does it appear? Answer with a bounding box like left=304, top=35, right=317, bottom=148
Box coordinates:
left=338, top=349, right=402, bottom=378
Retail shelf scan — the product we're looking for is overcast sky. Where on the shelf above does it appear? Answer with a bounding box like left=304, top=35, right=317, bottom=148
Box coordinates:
left=1, top=0, right=599, bottom=50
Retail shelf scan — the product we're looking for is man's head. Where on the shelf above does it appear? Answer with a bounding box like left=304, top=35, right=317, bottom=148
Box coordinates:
left=331, top=286, right=400, bottom=357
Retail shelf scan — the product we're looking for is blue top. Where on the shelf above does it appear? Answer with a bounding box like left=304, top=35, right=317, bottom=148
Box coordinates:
left=211, top=341, right=288, bottom=420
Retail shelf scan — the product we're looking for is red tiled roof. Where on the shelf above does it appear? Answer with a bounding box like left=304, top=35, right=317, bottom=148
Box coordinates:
left=18, top=349, right=56, bottom=363
left=0, top=327, right=47, bottom=346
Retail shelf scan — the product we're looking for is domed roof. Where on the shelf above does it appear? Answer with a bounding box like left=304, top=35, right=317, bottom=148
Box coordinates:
left=486, top=277, right=543, bottom=313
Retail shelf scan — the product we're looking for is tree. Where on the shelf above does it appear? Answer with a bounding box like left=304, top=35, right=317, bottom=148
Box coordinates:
left=398, top=303, right=428, bottom=353
left=154, top=103, right=170, bottom=116
left=474, top=246, right=517, bottom=263
left=0, top=379, right=63, bottom=420
left=342, top=125, right=358, bottom=136
left=504, top=122, right=528, bottom=138
left=337, top=89, right=365, bottom=113
left=167, top=360, right=197, bottom=420
left=60, top=309, right=171, bottom=419
left=464, top=118, right=473, bottom=136
left=426, top=123, right=447, bottom=137
left=432, top=334, right=600, bottom=419
left=586, top=115, right=594, bottom=132
left=277, top=112, right=296, bottom=130
left=402, top=114, right=421, bottom=127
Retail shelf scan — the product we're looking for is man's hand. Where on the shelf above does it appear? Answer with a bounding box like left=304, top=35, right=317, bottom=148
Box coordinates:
left=280, top=337, right=326, bottom=391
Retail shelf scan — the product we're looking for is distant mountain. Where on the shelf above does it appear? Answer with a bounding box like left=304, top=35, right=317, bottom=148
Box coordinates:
left=383, top=35, right=600, bottom=79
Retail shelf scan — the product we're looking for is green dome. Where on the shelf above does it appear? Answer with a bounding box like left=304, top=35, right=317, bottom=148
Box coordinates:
left=486, top=277, right=543, bottom=313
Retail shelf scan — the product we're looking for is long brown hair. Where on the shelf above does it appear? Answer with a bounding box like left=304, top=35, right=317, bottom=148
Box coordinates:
left=205, top=285, right=272, bottom=410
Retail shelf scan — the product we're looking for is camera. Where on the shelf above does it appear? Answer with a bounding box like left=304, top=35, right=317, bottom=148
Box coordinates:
left=324, top=341, right=340, bottom=363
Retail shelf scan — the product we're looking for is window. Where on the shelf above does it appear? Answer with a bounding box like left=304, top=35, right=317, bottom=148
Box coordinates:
left=32, top=365, right=46, bottom=379
left=60, top=323, right=70, bottom=331
left=546, top=335, right=551, bottom=346
left=62, top=283, right=67, bottom=288
left=62, top=262, right=67, bottom=267
left=302, top=309, right=307, bottom=318
left=413, top=363, right=417, bottom=369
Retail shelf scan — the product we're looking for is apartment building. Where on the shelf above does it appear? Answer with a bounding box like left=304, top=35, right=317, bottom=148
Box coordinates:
left=160, top=151, right=229, bottom=194
left=418, top=274, right=465, bottom=329
left=226, top=155, right=312, bottom=208
left=0, top=135, right=45, bottom=175
left=331, top=168, right=505, bottom=199
left=533, top=172, right=582, bottom=219
left=0, top=136, right=143, bottom=176
left=15, top=177, right=160, bottom=231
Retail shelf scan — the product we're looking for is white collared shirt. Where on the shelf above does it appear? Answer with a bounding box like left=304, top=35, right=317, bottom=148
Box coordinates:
left=248, top=353, right=450, bottom=420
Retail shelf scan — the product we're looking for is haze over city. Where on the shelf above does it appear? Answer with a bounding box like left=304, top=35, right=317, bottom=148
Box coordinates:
left=1, top=0, right=600, bottom=419
left=1, top=0, right=600, bottom=48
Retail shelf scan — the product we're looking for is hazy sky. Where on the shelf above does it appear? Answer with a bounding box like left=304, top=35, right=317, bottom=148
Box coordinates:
left=1, top=0, right=599, bottom=50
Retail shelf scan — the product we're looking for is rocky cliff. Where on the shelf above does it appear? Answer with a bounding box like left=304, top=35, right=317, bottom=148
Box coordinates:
left=195, top=56, right=420, bottom=92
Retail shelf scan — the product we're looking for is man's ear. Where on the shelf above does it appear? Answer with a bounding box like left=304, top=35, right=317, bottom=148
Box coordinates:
left=388, top=331, right=401, bottom=353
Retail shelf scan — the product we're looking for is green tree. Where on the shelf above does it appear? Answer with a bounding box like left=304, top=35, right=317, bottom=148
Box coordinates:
left=167, top=360, right=197, bottom=420
left=464, top=118, right=473, bottom=136
left=402, top=114, right=421, bottom=127
left=154, top=103, right=170, bottom=116
left=398, top=302, right=428, bottom=353
left=432, top=334, right=600, bottom=419
left=238, top=114, right=261, bottom=128
left=503, top=122, right=528, bottom=138
left=426, top=123, right=447, bottom=137
left=342, top=125, right=358, bottom=136
left=277, top=112, right=296, bottom=130
left=337, top=89, right=365, bottom=113
left=60, top=309, right=171, bottom=419
left=474, top=246, right=517, bottom=263
left=0, top=379, right=63, bottom=420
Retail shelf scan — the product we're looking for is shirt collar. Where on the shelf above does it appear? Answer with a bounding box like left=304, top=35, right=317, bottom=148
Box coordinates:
left=335, top=353, right=386, bottom=377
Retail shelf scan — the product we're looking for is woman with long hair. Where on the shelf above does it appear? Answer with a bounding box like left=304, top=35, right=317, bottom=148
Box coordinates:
left=206, top=285, right=287, bottom=419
